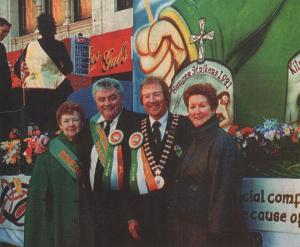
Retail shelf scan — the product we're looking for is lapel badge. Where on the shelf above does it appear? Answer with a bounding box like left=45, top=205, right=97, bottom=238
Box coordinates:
left=174, top=144, right=183, bottom=157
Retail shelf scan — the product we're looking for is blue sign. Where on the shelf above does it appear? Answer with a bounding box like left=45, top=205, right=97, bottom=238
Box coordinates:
left=71, top=36, right=90, bottom=75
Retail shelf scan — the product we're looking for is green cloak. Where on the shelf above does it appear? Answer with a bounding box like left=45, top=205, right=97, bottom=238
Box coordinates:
left=24, top=133, right=94, bottom=247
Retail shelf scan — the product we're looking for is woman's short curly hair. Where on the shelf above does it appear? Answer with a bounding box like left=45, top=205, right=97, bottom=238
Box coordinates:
left=183, top=83, right=218, bottom=110
left=56, top=102, right=85, bottom=126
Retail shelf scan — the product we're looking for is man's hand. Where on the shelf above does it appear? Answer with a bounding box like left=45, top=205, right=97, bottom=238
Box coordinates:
left=135, top=20, right=187, bottom=86
left=128, top=220, right=141, bottom=240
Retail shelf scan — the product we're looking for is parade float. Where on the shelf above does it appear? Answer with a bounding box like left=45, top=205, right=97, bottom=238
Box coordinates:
left=132, top=0, right=300, bottom=246
left=1, top=0, right=300, bottom=246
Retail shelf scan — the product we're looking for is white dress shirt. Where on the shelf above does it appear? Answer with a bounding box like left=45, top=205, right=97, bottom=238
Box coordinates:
left=149, top=111, right=169, bottom=141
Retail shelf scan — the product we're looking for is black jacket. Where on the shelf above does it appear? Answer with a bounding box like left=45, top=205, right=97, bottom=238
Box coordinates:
left=79, top=109, right=145, bottom=246
left=130, top=113, right=187, bottom=246
left=169, top=116, right=245, bottom=247
left=0, top=42, right=11, bottom=109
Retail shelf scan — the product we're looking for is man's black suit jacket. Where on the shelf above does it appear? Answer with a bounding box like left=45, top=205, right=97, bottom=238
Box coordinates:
left=130, top=113, right=187, bottom=246
left=0, top=42, right=12, bottom=140
left=0, top=42, right=11, bottom=111
left=79, top=109, right=145, bottom=244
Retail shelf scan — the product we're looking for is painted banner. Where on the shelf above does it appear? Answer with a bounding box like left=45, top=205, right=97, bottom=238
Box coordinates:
left=285, top=53, right=300, bottom=124
left=88, top=28, right=132, bottom=77
left=242, top=178, right=300, bottom=246
left=133, top=0, right=300, bottom=127
left=133, top=0, right=175, bottom=113
left=0, top=175, right=30, bottom=246
left=169, top=59, right=233, bottom=129
left=242, top=178, right=300, bottom=234
left=1, top=176, right=300, bottom=247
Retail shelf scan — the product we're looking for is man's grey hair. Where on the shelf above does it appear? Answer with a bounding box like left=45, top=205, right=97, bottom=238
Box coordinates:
left=91, top=77, right=124, bottom=98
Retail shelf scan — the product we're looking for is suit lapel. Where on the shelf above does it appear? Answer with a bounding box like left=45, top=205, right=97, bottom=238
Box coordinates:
left=116, top=109, right=126, bottom=131
left=161, top=113, right=173, bottom=144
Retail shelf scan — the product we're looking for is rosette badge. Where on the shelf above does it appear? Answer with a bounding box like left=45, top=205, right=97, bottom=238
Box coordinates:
left=108, top=130, right=124, bottom=146
left=129, top=132, right=144, bottom=149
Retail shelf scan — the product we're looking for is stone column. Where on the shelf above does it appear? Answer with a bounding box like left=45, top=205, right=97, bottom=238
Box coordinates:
left=92, top=0, right=103, bottom=35
left=35, top=0, right=42, bottom=17
left=64, top=0, right=71, bottom=25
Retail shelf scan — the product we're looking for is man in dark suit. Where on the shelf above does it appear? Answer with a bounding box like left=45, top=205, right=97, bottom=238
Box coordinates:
left=128, top=77, right=186, bottom=247
left=0, top=17, right=12, bottom=140
left=84, top=77, right=144, bottom=247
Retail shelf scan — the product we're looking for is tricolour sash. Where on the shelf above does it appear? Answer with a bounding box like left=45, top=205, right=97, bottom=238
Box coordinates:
left=90, top=113, right=124, bottom=190
left=103, top=130, right=124, bottom=190
left=90, top=113, right=108, bottom=165
left=48, top=138, right=82, bottom=179
left=129, top=132, right=158, bottom=195
left=129, top=115, right=180, bottom=195
left=24, top=40, right=65, bottom=89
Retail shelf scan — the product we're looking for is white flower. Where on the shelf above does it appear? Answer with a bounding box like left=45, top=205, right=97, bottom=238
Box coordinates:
left=264, top=130, right=276, bottom=141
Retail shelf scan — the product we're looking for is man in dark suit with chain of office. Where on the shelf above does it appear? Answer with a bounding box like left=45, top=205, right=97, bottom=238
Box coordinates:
left=128, top=76, right=186, bottom=247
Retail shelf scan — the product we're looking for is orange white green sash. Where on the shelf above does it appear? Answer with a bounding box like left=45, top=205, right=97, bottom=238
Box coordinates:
left=129, top=132, right=158, bottom=195
left=90, top=113, right=124, bottom=190
left=90, top=113, right=108, bottom=165
left=48, top=137, right=82, bottom=179
left=104, top=130, right=124, bottom=190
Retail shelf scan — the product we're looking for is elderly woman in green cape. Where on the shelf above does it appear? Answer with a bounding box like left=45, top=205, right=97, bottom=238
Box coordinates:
left=24, top=102, right=94, bottom=247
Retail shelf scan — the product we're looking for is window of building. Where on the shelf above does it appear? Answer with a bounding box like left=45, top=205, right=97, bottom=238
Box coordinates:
left=19, top=0, right=92, bottom=36
left=116, top=0, right=132, bottom=11
left=74, top=0, right=92, bottom=21
left=19, top=0, right=37, bottom=35
left=50, top=0, right=65, bottom=26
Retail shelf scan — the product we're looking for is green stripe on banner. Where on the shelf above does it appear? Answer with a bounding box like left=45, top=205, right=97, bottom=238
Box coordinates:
left=89, top=120, right=108, bottom=164
left=102, top=145, right=114, bottom=190
left=130, top=149, right=139, bottom=194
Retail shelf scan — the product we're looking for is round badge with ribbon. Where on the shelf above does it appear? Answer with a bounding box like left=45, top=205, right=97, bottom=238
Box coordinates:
left=129, top=132, right=144, bottom=149
left=108, top=130, right=124, bottom=146
left=154, top=175, right=165, bottom=189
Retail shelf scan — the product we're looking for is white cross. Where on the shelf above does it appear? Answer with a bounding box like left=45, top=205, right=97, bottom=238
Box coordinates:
left=190, top=19, right=214, bottom=62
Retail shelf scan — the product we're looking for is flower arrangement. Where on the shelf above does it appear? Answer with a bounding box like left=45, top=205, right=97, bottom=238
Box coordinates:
left=230, top=119, right=295, bottom=155
left=0, top=128, right=21, bottom=165
left=23, top=126, right=49, bottom=164
left=229, top=119, right=300, bottom=177
left=0, top=127, right=49, bottom=166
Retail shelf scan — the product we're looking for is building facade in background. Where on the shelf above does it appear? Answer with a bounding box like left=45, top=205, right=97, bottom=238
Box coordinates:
left=1, top=0, right=134, bottom=105
left=1, top=0, right=132, bottom=51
